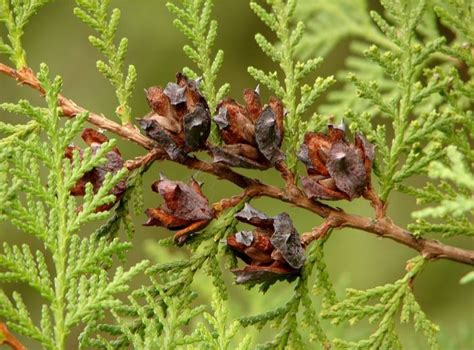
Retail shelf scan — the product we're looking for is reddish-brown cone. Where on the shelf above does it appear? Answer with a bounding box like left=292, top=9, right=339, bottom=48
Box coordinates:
left=144, top=175, right=215, bottom=245
left=298, top=124, right=375, bottom=201
left=65, top=128, right=126, bottom=211
left=211, top=88, right=285, bottom=169
left=139, top=73, right=211, bottom=160
left=227, top=204, right=305, bottom=286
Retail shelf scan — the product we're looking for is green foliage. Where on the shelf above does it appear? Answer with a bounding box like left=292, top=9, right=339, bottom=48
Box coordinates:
left=78, top=203, right=244, bottom=349
left=0, top=64, right=148, bottom=349
left=435, top=0, right=473, bottom=44
left=415, top=146, right=474, bottom=218
left=295, top=0, right=400, bottom=130
left=0, top=0, right=52, bottom=68
left=296, top=0, right=473, bottom=200
left=460, top=271, right=474, bottom=285
left=167, top=0, right=230, bottom=143
left=338, top=0, right=461, bottom=201
left=79, top=275, right=206, bottom=349
left=0, top=0, right=472, bottom=349
left=322, top=256, right=439, bottom=349
left=406, top=146, right=474, bottom=237
left=74, top=0, right=137, bottom=124
left=187, top=288, right=252, bottom=350
left=296, top=0, right=395, bottom=58
left=249, top=0, right=335, bottom=172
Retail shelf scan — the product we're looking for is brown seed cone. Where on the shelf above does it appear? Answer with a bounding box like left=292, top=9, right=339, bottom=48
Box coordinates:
left=144, top=175, right=214, bottom=244
left=298, top=124, right=375, bottom=201
left=65, top=128, right=126, bottom=211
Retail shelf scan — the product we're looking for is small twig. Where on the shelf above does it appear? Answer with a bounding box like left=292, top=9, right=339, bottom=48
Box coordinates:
left=0, top=64, right=157, bottom=150
left=0, top=323, right=26, bottom=350
left=301, top=220, right=336, bottom=247
left=0, top=63, right=256, bottom=189
left=275, top=160, right=296, bottom=187
left=363, top=186, right=386, bottom=219
left=212, top=192, right=248, bottom=214
left=124, top=149, right=164, bottom=170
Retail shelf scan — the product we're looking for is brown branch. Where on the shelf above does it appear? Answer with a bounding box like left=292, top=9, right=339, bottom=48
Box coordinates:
left=0, top=63, right=255, bottom=189
left=252, top=185, right=474, bottom=266
left=1, top=62, right=473, bottom=266
left=212, top=192, right=250, bottom=214
left=124, top=148, right=163, bottom=170
left=0, top=323, right=26, bottom=350
left=0, top=64, right=159, bottom=150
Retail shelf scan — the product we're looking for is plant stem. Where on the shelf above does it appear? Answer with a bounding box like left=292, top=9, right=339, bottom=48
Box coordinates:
left=380, top=16, right=415, bottom=201
left=50, top=87, right=68, bottom=350
left=0, top=323, right=26, bottom=350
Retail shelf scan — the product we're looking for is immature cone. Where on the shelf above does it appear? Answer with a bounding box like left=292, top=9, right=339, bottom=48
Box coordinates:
left=227, top=204, right=305, bottom=286
left=138, top=73, right=211, bottom=160
left=144, top=175, right=215, bottom=245
left=211, top=87, right=285, bottom=169
left=65, top=128, right=126, bottom=212
left=298, top=124, right=375, bottom=201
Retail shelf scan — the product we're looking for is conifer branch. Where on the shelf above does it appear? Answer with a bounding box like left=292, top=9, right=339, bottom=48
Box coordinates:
left=0, top=62, right=472, bottom=267
left=74, top=0, right=137, bottom=125
left=1, top=1, right=472, bottom=348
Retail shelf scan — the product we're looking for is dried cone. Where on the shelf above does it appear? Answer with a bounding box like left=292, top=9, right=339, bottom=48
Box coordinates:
left=65, top=128, right=126, bottom=212
left=144, top=175, right=215, bottom=245
left=211, top=87, right=285, bottom=169
left=139, top=73, right=211, bottom=160
left=298, top=124, right=375, bottom=201
left=227, top=204, right=306, bottom=286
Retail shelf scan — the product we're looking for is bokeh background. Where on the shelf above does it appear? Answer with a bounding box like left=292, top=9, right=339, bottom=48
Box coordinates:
left=0, top=1, right=473, bottom=349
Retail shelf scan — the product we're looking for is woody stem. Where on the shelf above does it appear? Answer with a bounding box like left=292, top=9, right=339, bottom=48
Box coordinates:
left=1, top=62, right=473, bottom=266
left=0, top=323, right=26, bottom=350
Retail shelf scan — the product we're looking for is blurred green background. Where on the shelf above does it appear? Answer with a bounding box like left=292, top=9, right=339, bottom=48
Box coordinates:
left=0, top=1, right=473, bottom=349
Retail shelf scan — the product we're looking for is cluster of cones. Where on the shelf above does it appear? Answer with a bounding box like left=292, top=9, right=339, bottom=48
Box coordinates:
left=66, top=73, right=375, bottom=286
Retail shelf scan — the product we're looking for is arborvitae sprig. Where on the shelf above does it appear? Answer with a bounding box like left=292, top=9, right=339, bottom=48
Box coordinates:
left=434, top=1, right=474, bottom=80
left=0, top=1, right=472, bottom=348
left=322, top=256, right=440, bottom=349
left=0, top=64, right=148, bottom=349
left=74, top=0, right=137, bottom=124
left=80, top=278, right=205, bottom=350
left=296, top=1, right=470, bottom=194
left=80, top=203, right=244, bottom=349
left=188, top=288, right=252, bottom=350
left=0, top=120, right=39, bottom=148
left=294, top=1, right=400, bottom=120
left=166, top=0, right=230, bottom=143
left=407, top=146, right=474, bottom=237
left=249, top=0, right=335, bottom=172
left=0, top=0, right=52, bottom=68
left=435, top=0, right=473, bottom=45
left=80, top=276, right=205, bottom=350
left=295, top=0, right=395, bottom=59
left=339, top=0, right=459, bottom=201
